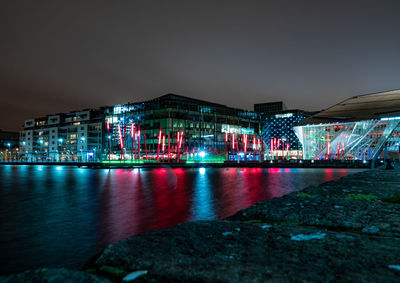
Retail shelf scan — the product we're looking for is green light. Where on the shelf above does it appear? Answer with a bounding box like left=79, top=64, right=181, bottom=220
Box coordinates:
left=102, top=159, right=157, bottom=164
left=184, top=156, right=226, bottom=164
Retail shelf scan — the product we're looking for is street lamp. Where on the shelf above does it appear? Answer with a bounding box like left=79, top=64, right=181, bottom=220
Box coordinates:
left=7, top=143, right=11, bottom=161
left=58, top=138, right=63, bottom=161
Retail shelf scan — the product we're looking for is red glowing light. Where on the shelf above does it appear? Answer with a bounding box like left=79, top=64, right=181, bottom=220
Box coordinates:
left=162, top=132, right=165, bottom=152
left=327, top=132, right=330, bottom=157
left=131, top=123, right=135, bottom=138
left=118, top=124, right=124, bottom=149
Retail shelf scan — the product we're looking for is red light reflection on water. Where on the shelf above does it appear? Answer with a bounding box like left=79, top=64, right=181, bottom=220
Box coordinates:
left=98, top=167, right=355, bottom=245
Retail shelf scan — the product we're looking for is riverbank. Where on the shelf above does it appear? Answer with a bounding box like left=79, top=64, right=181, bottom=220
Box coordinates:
left=2, top=168, right=400, bottom=282
left=0, top=159, right=375, bottom=168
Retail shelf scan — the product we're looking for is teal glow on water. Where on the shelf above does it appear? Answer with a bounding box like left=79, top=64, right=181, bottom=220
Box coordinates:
left=0, top=165, right=363, bottom=275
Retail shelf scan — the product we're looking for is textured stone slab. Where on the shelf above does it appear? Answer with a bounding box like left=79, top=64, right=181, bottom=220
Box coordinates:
left=89, top=220, right=400, bottom=282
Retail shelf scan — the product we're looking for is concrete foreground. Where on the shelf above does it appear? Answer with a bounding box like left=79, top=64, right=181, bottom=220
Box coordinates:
left=2, top=169, right=400, bottom=282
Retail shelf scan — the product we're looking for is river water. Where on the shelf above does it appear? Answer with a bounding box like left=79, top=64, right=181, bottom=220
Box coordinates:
left=0, top=165, right=363, bottom=275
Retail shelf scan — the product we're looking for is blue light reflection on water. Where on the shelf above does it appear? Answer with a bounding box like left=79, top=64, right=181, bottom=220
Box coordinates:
left=0, top=165, right=363, bottom=275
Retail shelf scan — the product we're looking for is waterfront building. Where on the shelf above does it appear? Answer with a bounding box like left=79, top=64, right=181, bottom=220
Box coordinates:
left=258, top=109, right=315, bottom=160
left=294, top=89, right=400, bottom=160
left=19, top=109, right=104, bottom=162
left=0, top=130, right=19, bottom=161
left=104, top=94, right=262, bottom=163
left=18, top=93, right=263, bottom=163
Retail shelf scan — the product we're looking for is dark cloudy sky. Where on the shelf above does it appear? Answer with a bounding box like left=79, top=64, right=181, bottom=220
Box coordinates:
left=1, top=0, right=400, bottom=131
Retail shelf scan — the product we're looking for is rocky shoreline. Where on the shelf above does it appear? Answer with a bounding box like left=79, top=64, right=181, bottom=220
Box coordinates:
left=2, top=168, right=400, bottom=282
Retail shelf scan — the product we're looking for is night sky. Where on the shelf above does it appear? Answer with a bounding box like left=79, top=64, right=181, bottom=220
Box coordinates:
left=1, top=0, right=400, bottom=131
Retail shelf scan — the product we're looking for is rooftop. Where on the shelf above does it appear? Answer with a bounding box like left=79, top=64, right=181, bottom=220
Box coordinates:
left=298, top=89, right=400, bottom=125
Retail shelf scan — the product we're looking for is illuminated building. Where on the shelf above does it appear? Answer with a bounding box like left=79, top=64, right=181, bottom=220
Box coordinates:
left=19, top=94, right=262, bottom=163
left=104, top=94, right=262, bottom=163
left=259, top=110, right=315, bottom=159
left=20, top=109, right=104, bottom=162
left=294, top=90, right=400, bottom=160
left=0, top=130, right=19, bottom=161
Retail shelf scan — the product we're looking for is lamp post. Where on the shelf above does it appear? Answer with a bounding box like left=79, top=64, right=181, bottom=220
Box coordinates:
left=80, top=136, right=85, bottom=162
left=39, top=140, right=44, bottom=162
left=21, top=141, right=26, bottom=161
left=108, top=135, right=111, bottom=161
left=58, top=138, right=63, bottom=162
left=7, top=143, right=11, bottom=161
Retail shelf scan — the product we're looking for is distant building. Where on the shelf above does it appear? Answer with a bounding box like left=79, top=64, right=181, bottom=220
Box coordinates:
left=19, top=109, right=104, bottom=161
left=0, top=130, right=19, bottom=161
left=254, top=101, right=286, bottom=115
left=294, top=89, right=400, bottom=160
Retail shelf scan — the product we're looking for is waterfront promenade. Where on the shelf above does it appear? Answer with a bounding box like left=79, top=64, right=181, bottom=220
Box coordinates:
left=2, top=167, right=400, bottom=282
left=0, top=159, right=375, bottom=168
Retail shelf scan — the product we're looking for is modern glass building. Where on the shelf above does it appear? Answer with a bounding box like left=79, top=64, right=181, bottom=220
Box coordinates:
left=294, top=90, right=400, bottom=160
left=260, top=110, right=315, bottom=159
left=104, top=94, right=262, bottom=163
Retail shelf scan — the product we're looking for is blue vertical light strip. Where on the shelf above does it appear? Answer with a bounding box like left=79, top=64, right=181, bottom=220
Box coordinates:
left=191, top=168, right=215, bottom=220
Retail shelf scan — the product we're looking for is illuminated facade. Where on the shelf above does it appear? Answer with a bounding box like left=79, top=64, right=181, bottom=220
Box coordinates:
left=20, top=109, right=104, bottom=162
left=18, top=94, right=263, bottom=163
left=294, top=90, right=400, bottom=160
left=0, top=130, right=19, bottom=161
left=103, top=94, right=262, bottom=163
left=260, top=110, right=314, bottom=159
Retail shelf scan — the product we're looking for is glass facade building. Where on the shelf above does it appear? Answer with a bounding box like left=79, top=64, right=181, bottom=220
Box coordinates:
left=294, top=90, right=400, bottom=160
left=103, top=94, right=262, bottom=163
left=260, top=110, right=315, bottom=159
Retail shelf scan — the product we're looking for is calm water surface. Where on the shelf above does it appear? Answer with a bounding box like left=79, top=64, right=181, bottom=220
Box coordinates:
left=0, top=165, right=364, bottom=274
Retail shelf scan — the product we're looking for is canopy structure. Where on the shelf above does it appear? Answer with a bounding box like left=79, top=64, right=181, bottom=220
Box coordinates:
left=294, top=90, right=400, bottom=160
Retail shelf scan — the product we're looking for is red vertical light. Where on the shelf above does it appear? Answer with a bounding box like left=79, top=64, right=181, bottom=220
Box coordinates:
left=179, top=131, right=183, bottom=149
left=134, top=131, right=137, bottom=160
left=118, top=124, right=124, bottom=149
left=327, top=132, right=330, bottom=158
left=168, top=132, right=170, bottom=161
left=157, top=128, right=162, bottom=163
left=162, top=132, right=165, bottom=152
left=243, top=134, right=247, bottom=153
left=138, top=125, right=141, bottom=157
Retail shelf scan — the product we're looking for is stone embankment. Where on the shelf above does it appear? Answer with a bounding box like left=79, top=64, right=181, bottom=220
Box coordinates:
left=2, top=169, right=400, bottom=282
